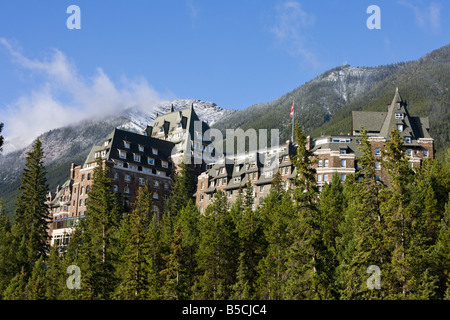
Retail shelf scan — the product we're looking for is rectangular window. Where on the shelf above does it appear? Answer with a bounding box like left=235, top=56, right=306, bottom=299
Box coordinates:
left=119, top=150, right=127, bottom=159
left=341, top=174, right=346, bottom=181
left=407, top=149, right=412, bottom=157
left=124, top=186, right=130, bottom=194
left=124, top=141, right=130, bottom=149
left=323, top=174, right=329, bottom=182
left=148, top=157, right=155, bottom=165
left=138, top=145, right=144, bottom=152
left=125, top=175, right=131, bottom=182
left=375, top=161, right=381, bottom=170
left=324, top=160, right=329, bottom=167
left=317, top=174, right=322, bottom=182
left=164, top=183, right=170, bottom=190
left=375, top=148, right=381, bottom=156
left=134, top=154, right=141, bottom=162
left=152, top=148, right=158, bottom=155
left=260, top=185, right=264, bottom=192
left=397, top=124, right=403, bottom=132
left=341, top=159, right=346, bottom=168
left=395, top=113, right=404, bottom=119
left=423, top=150, right=429, bottom=158
left=318, top=160, right=322, bottom=167
left=139, top=178, right=145, bottom=186
left=340, top=149, right=347, bottom=155
left=161, top=161, right=168, bottom=168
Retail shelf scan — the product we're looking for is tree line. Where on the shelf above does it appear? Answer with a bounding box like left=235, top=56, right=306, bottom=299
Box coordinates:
left=0, top=126, right=449, bottom=300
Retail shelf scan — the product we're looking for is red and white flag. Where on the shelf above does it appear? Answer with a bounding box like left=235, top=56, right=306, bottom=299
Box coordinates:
left=290, top=102, right=294, bottom=118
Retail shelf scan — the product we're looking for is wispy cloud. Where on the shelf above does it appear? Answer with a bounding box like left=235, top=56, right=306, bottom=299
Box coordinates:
left=186, top=0, right=199, bottom=20
left=270, top=1, right=318, bottom=67
left=398, top=0, right=441, bottom=33
left=0, top=38, right=169, bottom=151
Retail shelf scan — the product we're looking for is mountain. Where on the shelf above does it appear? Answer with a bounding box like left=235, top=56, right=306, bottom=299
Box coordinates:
left=212, top=44, right=450, bottom=159
left=0, top=100, right=236, bottom=218
left=212, top=63, right=403, bottom=139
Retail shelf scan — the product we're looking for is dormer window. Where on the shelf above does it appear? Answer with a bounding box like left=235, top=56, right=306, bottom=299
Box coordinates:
left=134, top=154, right=141, bottom=162
left=159, top=128, right=164, bottom=133
left=397, top=124, right=403, bottom=132
left=119, top=150, right=127, bottom=159
left=161, top=160, right=169, bottom=168
left=104, top=140, right=110, bottom=147
left=148, top=157, right=155, bottom=165
left=177, top=123, right=182, bottom=129
left=152, top=148, right=158, bottom=155
left=138, top=145, right=144, bottom=152
left=124, top=141, right=130, bottom=149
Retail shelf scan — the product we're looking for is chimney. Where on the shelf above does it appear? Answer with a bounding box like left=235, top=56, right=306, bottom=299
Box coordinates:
left=70, top=163, right=76, bottom=180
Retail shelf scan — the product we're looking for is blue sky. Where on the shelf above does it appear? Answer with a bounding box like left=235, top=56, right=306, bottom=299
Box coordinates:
left=0, top=0, right=448, bottom=144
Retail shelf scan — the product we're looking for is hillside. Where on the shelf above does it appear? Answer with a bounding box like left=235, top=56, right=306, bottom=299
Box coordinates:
left=213, top=44, right=450, bottom=159
left=0, top=100, right=236, bottom=218
left=212, top=63, right=403, bottom=140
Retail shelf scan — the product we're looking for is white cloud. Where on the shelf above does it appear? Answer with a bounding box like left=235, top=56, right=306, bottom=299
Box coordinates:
left=0, top=38, right=169, bottom=151
left=186, top=0, right=199, bottom=20
left=271, top=1, right=318, bottom=67
left=398, top=0, right=441, bottom=33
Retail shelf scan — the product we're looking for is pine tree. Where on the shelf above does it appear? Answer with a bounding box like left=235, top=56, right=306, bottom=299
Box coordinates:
left=173, top=199, right=200, bottom=298
left=26, top=256, right=47, bottom=300
left=74, top=158, right=122, bottom=299
left=255, top=190, right=293, bottom=299
left=285, top=125, right=332, bottom=299
left=11, top=138, right=50, bottom=275
left=194, top=190, right=238, bottom=299
left=380, top=128, right=415, bottom=298
left=338, top=129, right=386, bottom=299
left=160, top=225, right=186, bottom=299
left=115, top=183, right=159, bottom=300
left=3, top=267, right=28, bottom=300
left=232, top=200, right=263, bottom=299
left=0, top=200, right=15, bottom=297
left=44, top=245, right=64, bottom=300
left=165, top=162, right=192, bottom=219
left=318, top=173, right=344, bottom=298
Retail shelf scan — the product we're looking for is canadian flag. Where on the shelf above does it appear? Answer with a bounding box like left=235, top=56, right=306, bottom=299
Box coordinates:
left=290, top=102, right=294, bottom=118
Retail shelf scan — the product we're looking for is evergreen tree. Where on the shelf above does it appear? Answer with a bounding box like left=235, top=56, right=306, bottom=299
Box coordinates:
left=3, top=267, right=28, bottom=300
left=173, top=199, right=200, bottom=298
left=0, top=200, right=15, bottom=297
left=285, top=125, right=332, bottom=299
left=256, top=190, right=293, bottom=299
left=44, top=245, right=64, bottom=300
left=26, top=256, right=47, bottom=300
left=338, top=129, right=386, bottom=299
left=232, top=199, right=264, bottom=299
left=11, top=138, right=50, bottom=275
left=160, top=225, right=186, bottom=299
left=74, top=158, right=122, bottom=299
left=318, top=173, right=344, bottom=298
left=165, top=162, right=192, bottom=219
left=380, top=128, right=415, bottom=297
left=115, top=183, right=159, bottom=300
left=194, top=191, right=238, bottom=299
